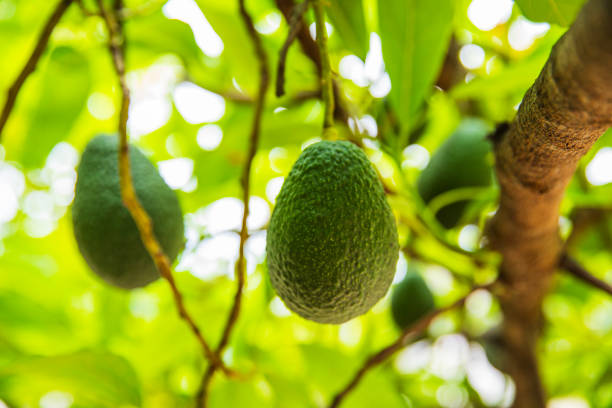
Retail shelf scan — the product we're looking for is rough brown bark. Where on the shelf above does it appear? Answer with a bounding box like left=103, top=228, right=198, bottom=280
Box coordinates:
left=487, top=0, right=612, bottom=407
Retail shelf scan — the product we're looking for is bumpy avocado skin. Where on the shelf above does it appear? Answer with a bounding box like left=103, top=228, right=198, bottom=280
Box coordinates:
left=266, top=141, right=399, bottom=324
left=417, top=119, right=492, bottom=228
left=391, top=269, right=435, bottom=329
left=72, top=135, right=184, bottom=289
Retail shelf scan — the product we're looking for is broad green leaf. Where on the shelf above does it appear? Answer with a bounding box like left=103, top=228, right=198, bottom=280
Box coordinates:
left=343, top=370, right=408, bottom=408
left=378, top=0, right=453, bottom=143
left=450, top=50, right=549, bottom=101
left=0, top=290, right=69, bottom=331
left=126, top=11, right=203, bottom=67
left=515, top=0, right=587, bottom=26
left=208, top=378, right=270, bottom=408
left=327, top=0, right=369, bottom=58
left=20, top=46, right=91, bottom=168
left=0, top=351, right=142, bottom=408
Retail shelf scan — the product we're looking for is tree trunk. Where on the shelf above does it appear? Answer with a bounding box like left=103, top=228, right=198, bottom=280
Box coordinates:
left=487, top=0, right=612, bottom=407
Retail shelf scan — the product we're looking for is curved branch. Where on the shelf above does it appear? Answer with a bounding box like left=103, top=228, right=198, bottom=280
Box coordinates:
left=559, top=253, right=612, bottom=296
left=276, top=0, right=310, bottom=97
left=197, top=0, right=270, bottom=405
left=486, top=1, right=612, bottom=406
left=328, top=283, right=494, bottom=408
left=274, top=0, right=349, bottom=124
left=312, top=0, right=335, bottom=137
left=95, top=0, right=233, bottom=378
left=217, top=0, right=270, bottom=365
left=0, top=0, right=73, bottom=141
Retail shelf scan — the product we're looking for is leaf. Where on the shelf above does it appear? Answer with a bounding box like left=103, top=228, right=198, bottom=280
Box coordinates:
left=327, top=0, right=369, bottom=58
left=450, top=50, right=549, bottom=100
left=20, top=46, right=92, bottom=168
left=343, top=370, right=408, bottom=408
left=0, top=290, right=69, bottom=331
left=126, top=10, right=203, bottom=66
left=208, top=378, right=270, bottom=408
left=378, top=0, right=453, bottom=142
left=0, top=351, right=142, bottom=408
left=515, top=0, right=587, bottom=26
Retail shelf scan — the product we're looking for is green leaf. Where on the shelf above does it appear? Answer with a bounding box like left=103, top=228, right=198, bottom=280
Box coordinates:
left=343, top=370, right=408, bottom=408
left=327, top=0, right=369, bottom=58
left=19, top=46, right=92, bottom=168
left=378, top=0, right=453, bottom=142
left=0, top=351, right=142, bottom=408
left=450, top=48, right=550, bottom=100
left=0, top=290, right=69, bottom=331
left=515, top=0, right=587, bottom=26
left=126, top=11, right=203, bottom=66
left=209, top=378, right=270, bottom=408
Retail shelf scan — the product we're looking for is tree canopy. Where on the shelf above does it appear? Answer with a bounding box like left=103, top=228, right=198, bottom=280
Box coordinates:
left=0, top=0, right=610, bottom=407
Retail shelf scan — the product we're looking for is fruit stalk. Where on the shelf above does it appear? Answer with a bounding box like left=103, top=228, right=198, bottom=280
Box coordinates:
left=313, top=0, right=336, bottom=138
left=95, top=0, right=232, bottom=377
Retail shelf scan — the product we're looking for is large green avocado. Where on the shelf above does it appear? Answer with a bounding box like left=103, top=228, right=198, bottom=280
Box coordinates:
left=72, top=135, right=184, bottom=289
left=391, top=268, right=435, bottom=329
left=417, top=119, right=493, bottom=228
left=266, top=141, right=399, bottom=324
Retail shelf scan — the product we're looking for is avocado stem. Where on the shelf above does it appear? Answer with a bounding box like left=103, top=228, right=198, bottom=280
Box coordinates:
left=313, top=0, right=336, bottom=137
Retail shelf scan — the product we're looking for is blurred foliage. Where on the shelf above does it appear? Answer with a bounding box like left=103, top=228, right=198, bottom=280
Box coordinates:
left=0, top=0, right=610, bottom=407
left=515, top=0, right=587, bottom=26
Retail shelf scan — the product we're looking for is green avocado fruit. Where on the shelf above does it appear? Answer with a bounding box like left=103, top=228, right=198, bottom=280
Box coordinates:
left=266, top=141, right=399, bottom=324
left=391, top=269, right=435, bottom=329
left=417, top=119, right=492, bottom=228
left=72, top=135, right=184, bottom=289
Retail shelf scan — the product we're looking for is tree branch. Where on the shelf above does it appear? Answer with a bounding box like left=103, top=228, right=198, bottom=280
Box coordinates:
left=328, top=283, right=494, bottom=408
left=196, top=0, right=270, bottom=405
left=485, top=1, right=612, bottom=406
left=276, top=0, right=309, bottom=97
left=559, top=253, right=612, bottom=296
left=75, top=0, right=100, bottom=17
left=0, top=0, right=73, bottom=142
left=274, top=0, right=349, bottom=125
left=566, top=206, right=612, bottom=249
left=312, top=0, right=335, bottom=138
left=95, top=0, right=234, bottom=379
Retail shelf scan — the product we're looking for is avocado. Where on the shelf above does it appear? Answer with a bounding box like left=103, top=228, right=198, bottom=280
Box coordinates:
left=266, top=141, right=399, bottom=324
left=417, top=119, right=492, bottom=228
left=72, top=135, right=184, bottom=289
left=391, top=268, right=435, bottom=329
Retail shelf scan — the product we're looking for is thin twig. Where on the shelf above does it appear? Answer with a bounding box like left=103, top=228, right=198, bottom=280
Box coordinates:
left=196, top=0, right=270, bottom=405
left=559, top=253, right=612, bottom=296
left=95, top=0, right=234, bottom=378
left=284, top=88, right=320, bottom=104
left=276, top=0, right=310, bottom=97
left=328, top=283, right=494, bottom=408
left=185, top=77, right=253, bottom=104
left=75, top=0, right=100, bottom=16
left=274, top=0, right=350, bottom=125
left=566, top=206, right=612, bottom=249
left=312, top=0, right=335, bottom=138
left=0, top=0, right=73, bottom=141
left=119, top=0, right=166, bottom=19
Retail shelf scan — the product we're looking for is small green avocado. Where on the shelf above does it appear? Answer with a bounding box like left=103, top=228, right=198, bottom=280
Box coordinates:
left=391, top=269, right=435, bottom=329
left=417, top=119, right=492, bottom=228
left=72, top=135, right=184, bottom=289
left=266, top=141, right=399, bottom=324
